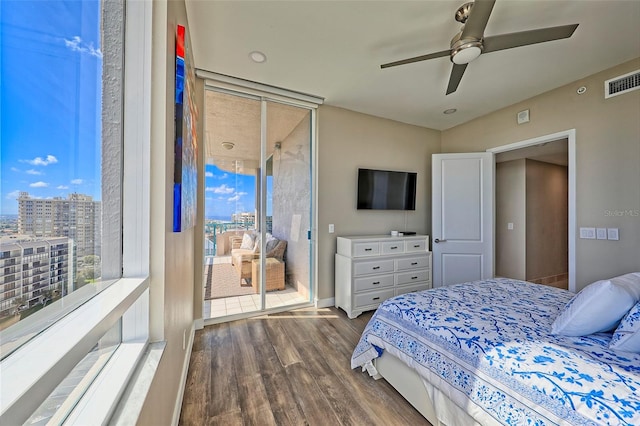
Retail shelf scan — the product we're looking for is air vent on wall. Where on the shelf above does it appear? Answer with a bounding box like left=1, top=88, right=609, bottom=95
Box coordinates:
left=604, top=69, right=640, bottom=99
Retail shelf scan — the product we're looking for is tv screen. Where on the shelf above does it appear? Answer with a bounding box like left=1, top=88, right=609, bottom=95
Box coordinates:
left=357, top=168, right=417, bottom=210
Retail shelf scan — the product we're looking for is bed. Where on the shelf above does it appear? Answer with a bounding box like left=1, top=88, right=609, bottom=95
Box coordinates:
left=351, top=278, right=640, bottom=426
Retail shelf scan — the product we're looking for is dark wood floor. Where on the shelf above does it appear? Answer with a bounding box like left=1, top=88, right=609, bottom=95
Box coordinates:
left=179, top=306, right=431, bottom=426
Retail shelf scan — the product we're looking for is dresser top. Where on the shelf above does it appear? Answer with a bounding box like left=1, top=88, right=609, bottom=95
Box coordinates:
left=338, top=234, right=428, bottom=241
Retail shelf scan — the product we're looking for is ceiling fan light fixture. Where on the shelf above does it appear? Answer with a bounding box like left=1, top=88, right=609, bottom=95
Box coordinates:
left=451, top=42, right=482, bottom=64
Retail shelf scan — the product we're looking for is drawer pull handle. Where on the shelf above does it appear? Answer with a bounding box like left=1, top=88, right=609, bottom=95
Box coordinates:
left=372, top=281, right=380, bottom=285
left=411, top=276, right=418, bottom=280
left=411, top=262, right=418, bottom=265
left=413, top=245, right=420, bottom=248
left=372, top=266, right=380, bottom=270
left=372, top=297, right=380, bottom=301
left=365, top=248, right=373, bottom=251
left=390, top=246, right=398, bottom=249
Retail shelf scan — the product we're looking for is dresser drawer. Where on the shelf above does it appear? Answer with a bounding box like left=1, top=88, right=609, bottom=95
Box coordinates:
left=354, top=289, right=395, bottom=308
left=405, top=239, right=427, bottom=253
left=396, top=256, right=429, bottom=271
left=353, top=259, right=394, bottom=276
left=381, top=241, right=404, bottom=255
left=352, top=242, right=380, bottom=257
left=354, top=274, right=394, bottom=292
left=395, top=282, right=430, bottom=296
left=396, top=269, right=429, bottom=285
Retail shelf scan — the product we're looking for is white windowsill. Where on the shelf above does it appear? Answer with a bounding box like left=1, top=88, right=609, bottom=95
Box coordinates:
left=0, top=277, right=149, bottom=424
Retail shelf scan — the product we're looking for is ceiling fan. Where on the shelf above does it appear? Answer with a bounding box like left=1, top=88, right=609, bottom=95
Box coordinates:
left=381, top=0, right=578, bottom=95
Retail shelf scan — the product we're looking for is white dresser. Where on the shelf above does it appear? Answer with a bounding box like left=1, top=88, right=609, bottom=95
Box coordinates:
left=335, top=235, right=432, bottom=319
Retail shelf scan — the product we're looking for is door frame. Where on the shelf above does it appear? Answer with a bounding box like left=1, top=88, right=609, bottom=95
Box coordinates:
left=487, top=129, right=576, bottom=293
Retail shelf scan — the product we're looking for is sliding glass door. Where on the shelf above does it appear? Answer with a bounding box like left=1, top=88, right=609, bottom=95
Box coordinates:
left=203, top=89, right=313, bottom=320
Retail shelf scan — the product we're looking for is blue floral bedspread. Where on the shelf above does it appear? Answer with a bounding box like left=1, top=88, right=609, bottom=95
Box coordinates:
left=351, top=278, right=640, bottom=425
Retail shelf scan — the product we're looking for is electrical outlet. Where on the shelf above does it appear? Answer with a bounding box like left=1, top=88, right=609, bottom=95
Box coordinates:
left=507, top=222, right=514, bottom=230
left=579, top=227, right=596, bottom=239
left=607, top=228, right=619, bottom=241
left=596, top=228, right=607, bottom=240
left=329, top=224, right=335, bottom=233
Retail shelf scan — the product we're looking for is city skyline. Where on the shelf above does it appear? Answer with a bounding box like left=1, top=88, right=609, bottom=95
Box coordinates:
left=1, top=1, right=102, bottom=215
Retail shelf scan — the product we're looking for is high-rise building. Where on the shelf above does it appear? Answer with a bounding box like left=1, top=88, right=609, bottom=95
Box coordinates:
left=18, top=192, right=101, bottom=257
left=0, top=236, right=73, bottom=317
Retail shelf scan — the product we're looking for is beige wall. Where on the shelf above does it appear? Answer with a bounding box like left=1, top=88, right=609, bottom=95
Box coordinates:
left=496, top=159, right=526, bottom=280
left=442, top=58, right=640, bottom=292
left=526, top=159, right=568, bottom=281
left=139, top=0, right=196, bottom=424
left=317, top=105, right=441, bottom=300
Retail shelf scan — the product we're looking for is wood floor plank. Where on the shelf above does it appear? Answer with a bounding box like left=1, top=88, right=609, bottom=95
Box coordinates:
left=237, top=373, right=278, bottom=426
left=230, top=320, right=261, bottom=378
left=208, top=322, right=240, bottom=418
left=179, top=347, right=209, bottom=426
left=284, top=362, right=341, bottom=425
left=180, top=306, right=432, bottom=426
left=261, top=316, right=303, bottom=367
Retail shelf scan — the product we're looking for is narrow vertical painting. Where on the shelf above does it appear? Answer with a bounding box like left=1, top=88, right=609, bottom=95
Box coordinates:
left=174, top=24, right=198, bottom=232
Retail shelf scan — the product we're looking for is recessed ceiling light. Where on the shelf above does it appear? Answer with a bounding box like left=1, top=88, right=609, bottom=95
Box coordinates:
left=249, top=51, right=267, bottom=63
left=443, top=108, right=457, bottom=115
left=221, top=141, right=235, bottom=150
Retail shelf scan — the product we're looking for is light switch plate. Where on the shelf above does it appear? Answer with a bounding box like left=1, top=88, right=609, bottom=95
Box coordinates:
left=607, top=228, right=619, bottom=241
left=328, top=224, right=335, bottom=234
left=596, top=228, right=607, bottom=240
left=507, top=222, right=514, bottom=230
left=579, top=227, right=596, bottom=239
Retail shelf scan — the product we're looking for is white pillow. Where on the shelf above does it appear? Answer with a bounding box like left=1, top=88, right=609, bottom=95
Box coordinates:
left=610, top=301, right=640, bottom=353
left=240, top=233, right=255, bottom=250
left=551, top=272, right=640, bottom=336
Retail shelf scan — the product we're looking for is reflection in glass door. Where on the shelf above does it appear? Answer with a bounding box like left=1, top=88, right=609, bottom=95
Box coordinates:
left=202, top=89, right=313, bottom=321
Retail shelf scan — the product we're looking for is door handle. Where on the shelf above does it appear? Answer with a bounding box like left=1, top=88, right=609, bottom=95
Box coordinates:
left=434, top=238, right=447, bottom=243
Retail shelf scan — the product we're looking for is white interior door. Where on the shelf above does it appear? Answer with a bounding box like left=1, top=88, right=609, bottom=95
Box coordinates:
left=432, top=153, right=494, bottom=287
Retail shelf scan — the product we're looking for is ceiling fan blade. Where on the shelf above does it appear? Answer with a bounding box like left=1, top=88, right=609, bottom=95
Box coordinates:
left=381, top=49, right=450, bottom=69
left=483, top=24, right=579, bottom=53
left=446, top=63, right=468, bottom=95
left=461, top=0, right=496, bottom=40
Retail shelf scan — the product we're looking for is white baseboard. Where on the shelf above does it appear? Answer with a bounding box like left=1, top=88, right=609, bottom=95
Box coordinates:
left=315, top=297, right=335, bottom=308
left=172, top=323, right=195, bottom=426
left=194, top=318, right=204, bottom=330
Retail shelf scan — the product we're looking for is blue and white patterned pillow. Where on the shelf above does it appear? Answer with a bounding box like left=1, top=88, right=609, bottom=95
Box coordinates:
left=610, top=301, right=640, bottom=353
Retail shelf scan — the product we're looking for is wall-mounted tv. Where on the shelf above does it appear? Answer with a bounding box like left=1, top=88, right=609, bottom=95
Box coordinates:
left=357, top=168, right=417, bottom=210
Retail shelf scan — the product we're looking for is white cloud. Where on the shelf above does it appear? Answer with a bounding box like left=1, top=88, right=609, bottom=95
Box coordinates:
left=64, top=36, right=102, bottom=58
left=22, top=155, right=58, bottom=166
left=57, top=185, right=69, bottom=190
left=7, top=190, right=21, bottom=199
left=228, top=195, right=241, bottom=202
left=30, top=181, right=49, bottom=188
left=205, top=171, right=213, bottom=178
left=71, top=179, right=83, bottom=185
left=11, top=167, right=20, bottom=172
left=206, top=184, right=234, bottom=194
left=26, top=169, right=42, bottom=175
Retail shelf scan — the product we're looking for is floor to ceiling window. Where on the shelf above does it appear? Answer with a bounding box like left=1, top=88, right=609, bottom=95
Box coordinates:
left=200, top=75, right=321, bottom=321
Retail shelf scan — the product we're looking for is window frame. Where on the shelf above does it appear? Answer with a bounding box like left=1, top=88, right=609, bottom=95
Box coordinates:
left=0, top=0, right=152, bottom=423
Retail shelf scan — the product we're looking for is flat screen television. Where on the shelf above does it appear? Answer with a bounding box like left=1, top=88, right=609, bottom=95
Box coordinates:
left=357, top=168, right=417, bottom=210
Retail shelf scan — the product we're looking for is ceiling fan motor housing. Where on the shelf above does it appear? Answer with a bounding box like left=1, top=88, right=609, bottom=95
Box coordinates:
left=450, top=31, right=483, bottom=64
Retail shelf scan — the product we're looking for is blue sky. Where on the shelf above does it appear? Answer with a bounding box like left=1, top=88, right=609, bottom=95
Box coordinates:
left=0, top=1, right=265, bottom=220
left=205, top=164, right=271, bottom=220
left=1, top=0, right=102, bottom=215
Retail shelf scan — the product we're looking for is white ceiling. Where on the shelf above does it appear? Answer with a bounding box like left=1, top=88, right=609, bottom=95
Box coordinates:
left=185, top=0, right=640, bottom=131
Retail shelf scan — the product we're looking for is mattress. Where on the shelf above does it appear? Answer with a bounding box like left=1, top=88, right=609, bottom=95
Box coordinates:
left=351, top=278, right=640, bottom=425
